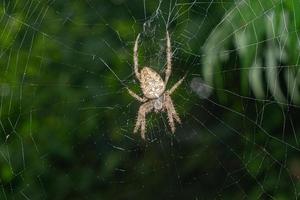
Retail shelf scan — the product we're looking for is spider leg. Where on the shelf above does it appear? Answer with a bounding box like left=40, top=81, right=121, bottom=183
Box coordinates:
left=127, top=88, right=147, bottom=102
left=134, top=33, right=141, bottom=81
left=164, top=31, right=172, bottom=85
left=166, top=107, right=175, bottom=133
left=164, top=93, right=181, bottom=133
left=168, top=74, right=186, bottom=95
left=134, top=101, right=153, bottom=139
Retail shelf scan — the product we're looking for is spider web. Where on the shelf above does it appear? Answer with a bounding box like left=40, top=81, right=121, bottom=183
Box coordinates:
left=0, top=0, right=300, bottom=199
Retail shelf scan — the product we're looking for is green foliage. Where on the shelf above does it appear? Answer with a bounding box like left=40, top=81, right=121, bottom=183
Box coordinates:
left=202, top=0, right=300, bottom=104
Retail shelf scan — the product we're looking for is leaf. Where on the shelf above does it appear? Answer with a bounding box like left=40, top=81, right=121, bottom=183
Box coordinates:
left=202, top=0, right=300, bottom=104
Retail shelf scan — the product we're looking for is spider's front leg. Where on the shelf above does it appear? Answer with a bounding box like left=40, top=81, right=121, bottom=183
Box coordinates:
left=133, top=33, right=141, bottom=81
left=134, top=101, right=154, bottom=139
left=165, top=31, right=172, bottom=85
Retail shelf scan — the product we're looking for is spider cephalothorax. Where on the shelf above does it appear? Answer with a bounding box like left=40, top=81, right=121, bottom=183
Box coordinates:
left=127, top=31, right=185, bottom=139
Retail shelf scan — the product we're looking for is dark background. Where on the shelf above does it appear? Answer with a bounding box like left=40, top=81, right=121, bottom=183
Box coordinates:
left=0, top=0, right=300, bottom=199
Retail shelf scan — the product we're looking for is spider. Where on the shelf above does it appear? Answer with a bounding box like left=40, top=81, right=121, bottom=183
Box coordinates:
left=127, top=31, right=185, bottom=139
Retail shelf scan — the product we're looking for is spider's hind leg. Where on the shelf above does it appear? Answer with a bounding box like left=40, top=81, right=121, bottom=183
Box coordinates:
left=164, top=93, right=181, bottom=133
left=134, top=101, right=153, bottom=139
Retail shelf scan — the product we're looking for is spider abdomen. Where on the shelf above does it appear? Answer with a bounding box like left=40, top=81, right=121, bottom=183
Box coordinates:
left=140, top=67, right=165, bottom=99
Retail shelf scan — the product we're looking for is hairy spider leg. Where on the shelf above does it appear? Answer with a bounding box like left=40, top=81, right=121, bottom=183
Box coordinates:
left=134, top=101, right=154, bottom=139
left=164, top=93, right=181, bottom=133
left=165, top=31, right=172, bottom=85
left=127, top=88, right=147, bottom=102
left=133, top=33, right=141, bottom=81
left=168, top=74, right=186, bottom=95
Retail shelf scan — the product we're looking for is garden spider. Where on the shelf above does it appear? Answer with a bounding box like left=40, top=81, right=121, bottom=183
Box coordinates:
left=127, top=31, right=185, bottom=139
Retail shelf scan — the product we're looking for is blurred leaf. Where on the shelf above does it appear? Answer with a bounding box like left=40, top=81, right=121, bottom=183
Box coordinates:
left=202, top=0, right=300, bottom=104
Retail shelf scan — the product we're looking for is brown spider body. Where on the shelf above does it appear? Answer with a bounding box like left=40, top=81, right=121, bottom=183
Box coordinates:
left=127, top=31, right=185, bottom=139
left=140, top=67, right=165, bottom=99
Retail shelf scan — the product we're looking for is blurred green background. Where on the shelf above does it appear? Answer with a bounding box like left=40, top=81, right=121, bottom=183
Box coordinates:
left=0, top=0, right=300, bottom=199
